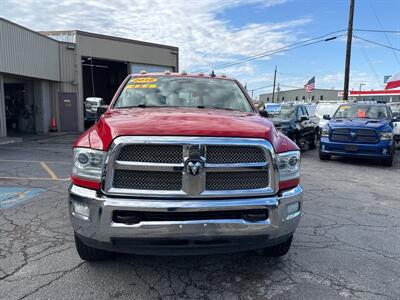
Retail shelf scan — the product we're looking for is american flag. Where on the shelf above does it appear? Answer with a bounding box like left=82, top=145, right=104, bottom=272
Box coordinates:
left=304, top=76, right=315, bottom=93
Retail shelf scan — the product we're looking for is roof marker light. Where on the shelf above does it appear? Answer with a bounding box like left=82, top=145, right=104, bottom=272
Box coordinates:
left=140, top=70, right=147, bottom=74
left=164, top=70, right=171, bottom=75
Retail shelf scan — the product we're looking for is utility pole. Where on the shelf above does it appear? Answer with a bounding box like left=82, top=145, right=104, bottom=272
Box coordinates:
left=272, top=66, right=277, bottom=103
left=343, top=0, right=355, bottom=100
left=276, top=83, right=280, bottom=103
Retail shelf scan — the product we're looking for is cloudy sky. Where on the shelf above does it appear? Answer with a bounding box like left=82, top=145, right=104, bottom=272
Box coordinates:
left=1, top=0, right=400, bottom=97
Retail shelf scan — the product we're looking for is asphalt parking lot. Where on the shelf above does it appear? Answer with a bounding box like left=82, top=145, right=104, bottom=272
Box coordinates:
left=0, top=134, right=399, bottom=300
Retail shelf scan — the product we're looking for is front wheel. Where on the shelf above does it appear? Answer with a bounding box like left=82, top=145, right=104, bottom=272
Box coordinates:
left=308, top=131, right=318, bottom=150
left=74, top=234, right=113, bottom=261
left=319, top=149, right=331, bottom=160
left=261, top=236, right=293, bottom=257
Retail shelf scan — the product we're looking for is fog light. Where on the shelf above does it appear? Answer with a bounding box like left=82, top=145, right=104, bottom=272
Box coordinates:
left=321, top=144, right=325, bottom=150
left=72, top=202, right=90, bottom=221
left=382, top=148, right=387, bottom=155
left=287, top=202, right=300, bottom=220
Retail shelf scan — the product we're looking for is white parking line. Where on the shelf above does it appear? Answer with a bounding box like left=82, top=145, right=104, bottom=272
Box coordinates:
left=0, top=176, right=70, bottom=181
left=0, top=159, right=70, bottom=164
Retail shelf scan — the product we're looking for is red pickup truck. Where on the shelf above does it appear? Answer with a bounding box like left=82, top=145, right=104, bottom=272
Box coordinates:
left=69, top=73, right=303, bottom=260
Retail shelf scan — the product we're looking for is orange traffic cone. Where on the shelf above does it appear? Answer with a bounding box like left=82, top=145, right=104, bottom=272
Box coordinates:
left=49, top=117, right=57, bottom=132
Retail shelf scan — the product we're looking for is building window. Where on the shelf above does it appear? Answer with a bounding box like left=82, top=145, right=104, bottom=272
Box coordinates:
left=282, top=96, right=284, bottom=101
left=267, top=97, right=270, bottom=101
left=295, top=96, right=298, bottom=101
left=312, top=96, right=315, bottom=100
left=302, top=96, right=305, bottom=100
left=320, top=95, right=324, bottom=100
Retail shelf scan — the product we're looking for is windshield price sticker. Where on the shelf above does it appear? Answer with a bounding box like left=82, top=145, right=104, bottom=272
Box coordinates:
left=357, top=109, right=366, bottom=118
left=130, top=77, right=158, bottom=83
left=127, top=84, right=158, bottom=89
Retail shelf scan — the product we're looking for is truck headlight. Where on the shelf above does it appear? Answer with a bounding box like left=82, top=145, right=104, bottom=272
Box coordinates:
left=321, top=127, right=330, bottom=137
left=277, top=151, right=300, bottom=181
left=72, top=148, right=106, bottom=181
left=380, top=131, right=393, bottom=140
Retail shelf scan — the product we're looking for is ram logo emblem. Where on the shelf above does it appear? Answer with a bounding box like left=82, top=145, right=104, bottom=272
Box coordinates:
left=187, top=161, right=203, bottom=176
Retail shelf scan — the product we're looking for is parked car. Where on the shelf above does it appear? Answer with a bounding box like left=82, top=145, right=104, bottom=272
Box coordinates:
left=84, top=97, right=104, bottom=124
left=263, top=103, right=281, bottom=116
left=388, top=102, right=400, bottom=143
left=69, top=72, right=303, bottom=260
left=319, top=102, right=397, bottom=166
left=271, top=103, right=319, bottom=149
left=314, top=101, right=346, bottom=133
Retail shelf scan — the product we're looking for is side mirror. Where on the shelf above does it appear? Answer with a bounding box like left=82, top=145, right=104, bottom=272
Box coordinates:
left=323, top=114, right=331, bottom=120
left=299, top=115, right=308, bottom=122
left=96, top=105, right=108, bottom=121
left=259, top=110, right=269, bottom=118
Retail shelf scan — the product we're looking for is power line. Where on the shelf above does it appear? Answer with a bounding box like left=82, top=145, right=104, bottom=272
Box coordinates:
left=192, top=30, right=347, bottom=72
left=353, top=35, right=400, bottom=52
left=368, top=0, right=400, bottom=67
left=354, top=29, right=400, bottom=34
left=354, top=39, right=381, bottom=83
left=248, top=84, right=273, bottom=92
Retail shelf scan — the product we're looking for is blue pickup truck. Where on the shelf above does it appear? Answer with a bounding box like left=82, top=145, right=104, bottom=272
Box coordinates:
left=319, top=102, right=397, bottom=166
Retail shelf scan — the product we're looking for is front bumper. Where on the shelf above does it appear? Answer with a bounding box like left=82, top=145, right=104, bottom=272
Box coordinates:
left=69, top=184, right=303, bottom=255
left=320, top=137, right=394, bottom=158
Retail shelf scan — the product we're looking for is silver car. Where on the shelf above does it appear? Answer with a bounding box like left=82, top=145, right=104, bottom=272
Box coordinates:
left=315, top=101, right=346, bottom=129
left=388, top=102, right=400, bottom=142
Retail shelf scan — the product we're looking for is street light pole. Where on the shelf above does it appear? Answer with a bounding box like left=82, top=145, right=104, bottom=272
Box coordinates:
left=343, top=0, right=355, bottom=101
left=359, top=83, right=365, bottom=99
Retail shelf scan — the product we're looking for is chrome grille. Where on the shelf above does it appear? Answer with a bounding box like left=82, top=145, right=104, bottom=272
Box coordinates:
left=113, top=170, right=182, bottom=191
left=117, top=144, right=183, bottom=163
left=103, top=137, right=278, bottom=198
left=206, top=171, right=269, bottom=191
left=206, top=145, right=266, bottom=164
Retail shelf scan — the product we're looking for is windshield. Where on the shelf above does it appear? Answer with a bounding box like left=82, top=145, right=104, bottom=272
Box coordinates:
left=315, top=103, right=342, bottom=117
left=389, top=103, right=400, bottom=116
left=276, top=105, right=296, bottom=121
left=113, top=76, right=253, bottom=112
left=333, top=104, right=389, bottom=120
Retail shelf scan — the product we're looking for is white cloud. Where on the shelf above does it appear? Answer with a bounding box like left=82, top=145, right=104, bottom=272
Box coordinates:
left=0, top=0, right=310, bottom=73
left=321, top=71, right=385, bottom=90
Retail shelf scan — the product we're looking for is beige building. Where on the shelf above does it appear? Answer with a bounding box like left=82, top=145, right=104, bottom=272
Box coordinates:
left=0, top=18, right=179, bottom=137
left=259, top=88, right=341, bottom=104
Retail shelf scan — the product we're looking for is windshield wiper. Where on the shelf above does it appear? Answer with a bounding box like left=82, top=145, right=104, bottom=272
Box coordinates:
left=197, top=105, right=238, bottom=111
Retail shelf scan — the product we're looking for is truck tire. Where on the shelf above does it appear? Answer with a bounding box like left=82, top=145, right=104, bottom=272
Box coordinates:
left=382, top=154, right=394, bottom=167
left=319, top=149, right=331, bottom=161
left=308, top=131, right=318, bottom=150
left=74, top=234, right=112, bottom=261
left=382, top=144, right=395, bottom=166
left=261, top=235, right=293, bottom=257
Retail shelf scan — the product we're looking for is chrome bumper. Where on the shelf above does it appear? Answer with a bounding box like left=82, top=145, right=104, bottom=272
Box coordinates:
left=69, top=185, right=303, bottom=254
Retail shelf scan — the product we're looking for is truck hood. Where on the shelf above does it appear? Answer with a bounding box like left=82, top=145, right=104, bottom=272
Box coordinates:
left=272, top=119, right=292, bottom=127
left=329, top=118, right=390, bottom=130
left=77, top=107, right=298, bottom=153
